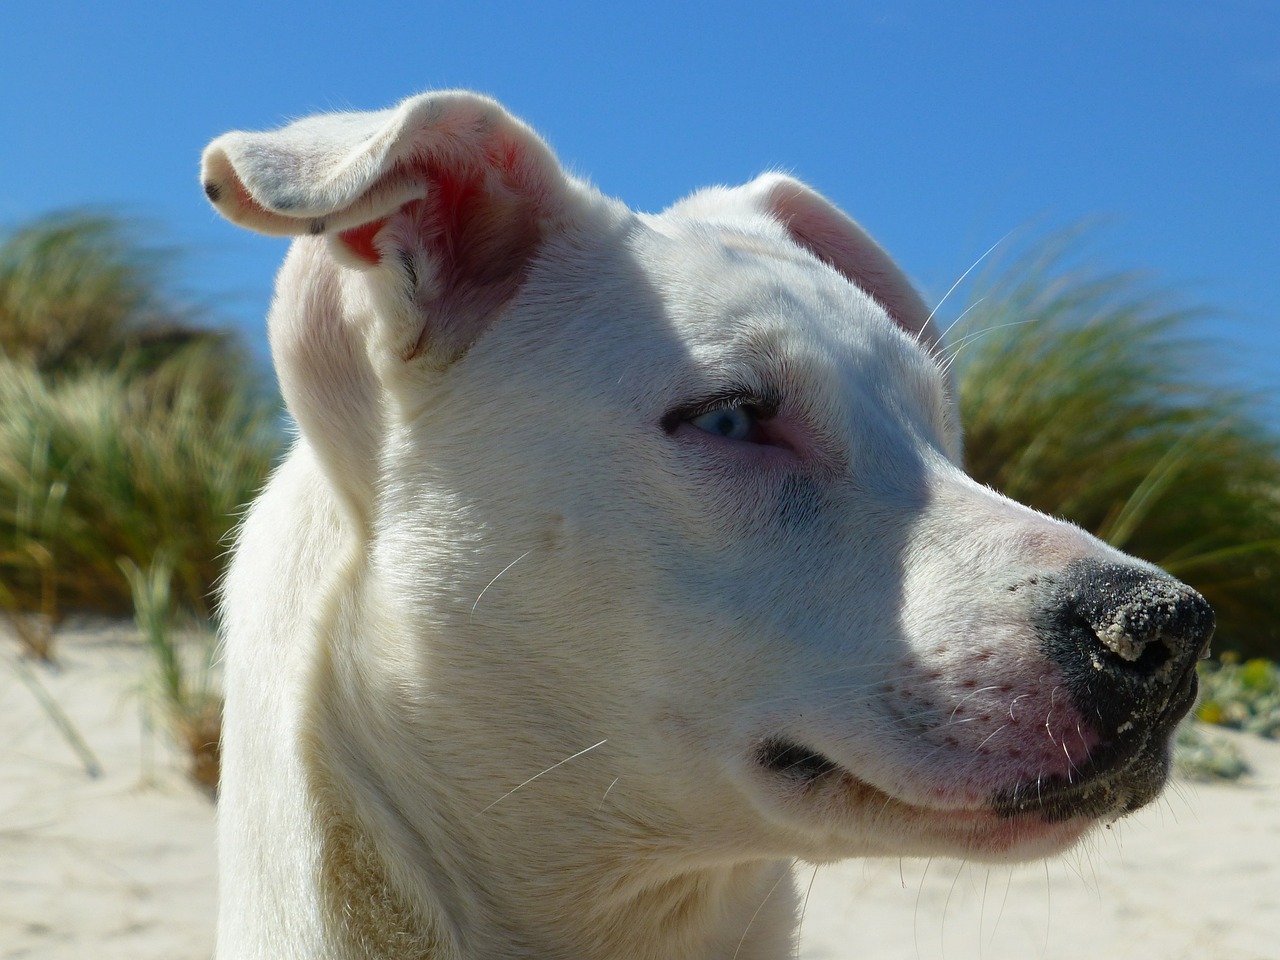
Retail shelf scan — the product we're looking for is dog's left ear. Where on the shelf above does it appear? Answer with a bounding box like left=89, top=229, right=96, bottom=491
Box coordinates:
left=745, top=174, right=942, bottom=355
left=202, top=91, right=586, bottom=365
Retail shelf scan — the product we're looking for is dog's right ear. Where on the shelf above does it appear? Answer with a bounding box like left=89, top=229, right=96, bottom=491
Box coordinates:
left=202, top=93, right=586, bottom=526
left=202, top=91, right=585, bottom=367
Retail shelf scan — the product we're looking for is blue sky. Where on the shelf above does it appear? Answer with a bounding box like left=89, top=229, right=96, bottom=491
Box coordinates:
left=3, top=1, right=1277, bottom=406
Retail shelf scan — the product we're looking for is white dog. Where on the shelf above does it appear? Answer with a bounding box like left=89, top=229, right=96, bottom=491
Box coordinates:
left=203, top=91, right=1213, bottom=959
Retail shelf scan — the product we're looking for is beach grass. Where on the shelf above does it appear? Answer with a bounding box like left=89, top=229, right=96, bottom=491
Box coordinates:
left=122, top=555, right=222, bottom=792
left=0, top=211, right=281, bottom=639
left=1, top=210, right=277, bottom=788
left=0, top=351, right=280, bottom=621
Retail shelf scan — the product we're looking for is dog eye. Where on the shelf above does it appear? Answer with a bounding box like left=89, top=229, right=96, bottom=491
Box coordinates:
left=689, top=404, right=763, bottom=442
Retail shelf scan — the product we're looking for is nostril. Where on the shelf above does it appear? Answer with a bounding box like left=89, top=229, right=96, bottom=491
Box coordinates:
left=1128, top=637, right=1173, bottom=676
left=1073, top=604, right=1175, bottom=678
left=1091, top=588, right=1212, bottom=669
left=1048, top=561, right=1214, bottom=672
left=1089, top=609, right=1176, bottom=678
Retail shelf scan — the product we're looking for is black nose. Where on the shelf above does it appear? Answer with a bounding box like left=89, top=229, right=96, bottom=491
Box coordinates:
left=1036, top=559, right=1214, bottom=741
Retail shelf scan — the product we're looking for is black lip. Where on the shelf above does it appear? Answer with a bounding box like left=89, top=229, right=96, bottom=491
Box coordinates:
left=991, top=676, right=1196, bottom=824
left=992, top=739, right=1174, bottom=822
left=762, top=667, right=1195, bottom=823
left=759, top=648, right=1199, bottom=822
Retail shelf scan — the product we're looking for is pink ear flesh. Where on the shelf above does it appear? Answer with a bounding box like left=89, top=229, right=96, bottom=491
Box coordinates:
left=339, top=218, right=388, bottom=265
left=762, top=181, right=937, bottom=352
left=334, top=163, right=502, bottom=269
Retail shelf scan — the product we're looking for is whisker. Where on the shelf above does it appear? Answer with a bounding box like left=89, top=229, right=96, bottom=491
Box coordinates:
left=597, top=777, right=620, bottom=812
left=979, top=866, right=992, bottom=948
left=928, top=231, right=1012, bottom=337
left=934, top=296, right=988, bottom=370
left=470, top=550, right=532, bottom=622
left=912, top=856, right=935, bottom=958
left=794, top=863, right=820, bottom=960
left=940, top=316, right=1040, bottom=376
left=1041, top=858, right=1052, bottom=956
left=941, top=858, right=967, bottom=957
left=732, top=863, right=791, bottom=960
left=990, top=860, right=1014, bottom=946
left=947, top=685, right=1004, bottom=723
left=480, top=738, right=608, bottom=813
left=977, top=723, right=1010, bottom=751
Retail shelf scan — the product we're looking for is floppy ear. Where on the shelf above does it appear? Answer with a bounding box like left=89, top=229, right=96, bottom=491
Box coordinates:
left=744, top=174, right=942, bottom=355
left=201, top=90, right=583, bottom=367
left=202, top=92, right=584, bottom=526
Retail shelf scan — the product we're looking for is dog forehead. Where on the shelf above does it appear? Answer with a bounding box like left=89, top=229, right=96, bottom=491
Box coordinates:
left=457, top=201, right=945, bottom=441
left=628, top=213, right=911, bottom=360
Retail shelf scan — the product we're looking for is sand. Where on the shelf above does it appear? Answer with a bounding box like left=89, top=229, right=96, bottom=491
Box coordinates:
left=3, top=624, right=1278, bottom=960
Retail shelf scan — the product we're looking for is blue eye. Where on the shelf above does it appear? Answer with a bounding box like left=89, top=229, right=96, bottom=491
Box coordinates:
left=689, top=405, right=757, bottom=441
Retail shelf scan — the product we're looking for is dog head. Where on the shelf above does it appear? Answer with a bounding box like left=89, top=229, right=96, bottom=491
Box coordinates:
left=205, top=92, right=1212, bottom=868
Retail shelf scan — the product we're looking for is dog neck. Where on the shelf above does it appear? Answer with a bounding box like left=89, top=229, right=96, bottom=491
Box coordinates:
left=301, top=623, right=800, bottom=960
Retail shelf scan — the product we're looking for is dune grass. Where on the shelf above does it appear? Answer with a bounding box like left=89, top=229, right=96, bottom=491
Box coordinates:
left=949, top=238, right=1280, bottom=661
left=0, top=351, right=280, bottom=623
left=122, top=555, right=221, bottom=792
left=0, top=212, right=281, bottom=651
left=0, top=209, right=278, bottom=788
left=0, top=211, right=195, bottom=374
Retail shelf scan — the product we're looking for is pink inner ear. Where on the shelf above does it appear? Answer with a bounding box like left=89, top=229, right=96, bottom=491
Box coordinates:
left=331, top=155, right=548, bottom=364
left=426, top=163, right=487, bottom=251
left=339, top=219, right=389, bottom=265
left=763, top=182, right=937, bottom=351
left=334, top=163, right=501, bottom=269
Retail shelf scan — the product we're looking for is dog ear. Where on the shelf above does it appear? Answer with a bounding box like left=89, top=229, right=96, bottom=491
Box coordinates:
left=745, top=174, right=942, bottom=355
left=201, top=90, right=583, bottom=366
left=203, top=93, right=585, bottom=527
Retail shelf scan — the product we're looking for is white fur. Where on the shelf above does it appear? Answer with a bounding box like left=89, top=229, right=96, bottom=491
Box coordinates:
left=204, top=91, right=1195, bottom=959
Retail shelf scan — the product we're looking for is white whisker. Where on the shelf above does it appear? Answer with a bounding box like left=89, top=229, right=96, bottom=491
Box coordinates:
left=480, top=738, right=608, bottom=813
left=597, top=776, right=620, bottom=812
left=470, top=550, right=532, bottom=621
left=732, top=863, right=791, bottom=960
left=794, top=864, right=820, bottom=960
left=977, top=723, right=1010, bottom=750
left=947, top=685, right=1004, bottom=723
left=928, top=231, right=1012, bottom=335
left=940, top=316, right=1040, bottom=376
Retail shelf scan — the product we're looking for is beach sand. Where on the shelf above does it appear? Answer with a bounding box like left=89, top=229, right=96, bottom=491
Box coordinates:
left=4, top=625, right=1278, bottom=960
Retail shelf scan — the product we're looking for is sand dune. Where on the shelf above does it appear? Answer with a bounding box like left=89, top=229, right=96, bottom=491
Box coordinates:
left=3, top=625, right=1277, bottom=960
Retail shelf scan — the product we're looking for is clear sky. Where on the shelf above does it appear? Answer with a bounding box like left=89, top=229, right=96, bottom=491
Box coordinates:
left=3, top=1, right=1277, bottom=407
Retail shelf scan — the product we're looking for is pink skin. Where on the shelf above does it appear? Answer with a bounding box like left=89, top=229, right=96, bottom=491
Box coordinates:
left=884, top=651, right=1105, bottom=807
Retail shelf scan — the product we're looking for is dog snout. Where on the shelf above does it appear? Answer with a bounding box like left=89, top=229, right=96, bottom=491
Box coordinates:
left=1037, top=559, right=1214, bottom=740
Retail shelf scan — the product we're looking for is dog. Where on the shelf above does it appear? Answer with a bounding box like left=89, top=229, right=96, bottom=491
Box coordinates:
left=202, top=90, right=1213, bottom=959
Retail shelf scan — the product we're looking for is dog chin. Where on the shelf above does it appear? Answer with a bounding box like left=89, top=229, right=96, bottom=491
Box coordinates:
left=746, top=737, right=1144, bottom=862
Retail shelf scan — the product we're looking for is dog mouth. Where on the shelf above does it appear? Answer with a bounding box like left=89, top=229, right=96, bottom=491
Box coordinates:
left=754, top=726, right=1177, bottom=828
